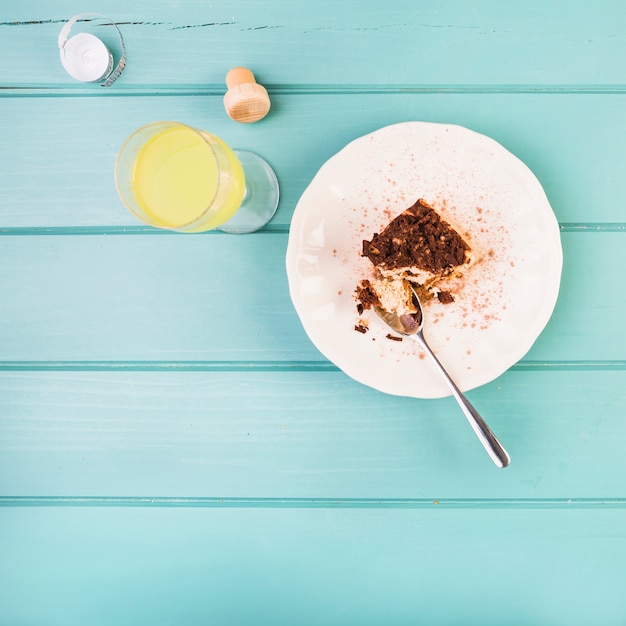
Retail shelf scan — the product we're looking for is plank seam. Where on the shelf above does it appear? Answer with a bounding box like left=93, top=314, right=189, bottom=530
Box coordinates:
left=0, top=361, right=624, bottom=372
left=0, top=224, right=624, bottom=236
left=2, top=85, right=626, bottom=97
left=2, top=496, right=626, bottom=508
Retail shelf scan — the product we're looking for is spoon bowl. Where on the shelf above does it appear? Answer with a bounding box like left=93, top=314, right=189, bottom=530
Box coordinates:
left=374, top=287, right=510, bottom=468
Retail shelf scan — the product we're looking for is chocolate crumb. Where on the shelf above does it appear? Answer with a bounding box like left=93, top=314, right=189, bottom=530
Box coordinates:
left=386, top=334, right=403, bottom=342
left=437, top=290, right=455, bottom=304
left=354, top=324, right=368, bottom=334
left=355, top=279, right=380, bottom=312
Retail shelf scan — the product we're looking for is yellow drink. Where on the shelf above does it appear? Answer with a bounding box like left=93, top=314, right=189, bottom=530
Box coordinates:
left=116, top=122, right=245, bottom=232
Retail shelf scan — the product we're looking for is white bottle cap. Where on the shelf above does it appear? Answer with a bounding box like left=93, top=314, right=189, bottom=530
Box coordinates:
left=60, top=32, right=113, bottom=82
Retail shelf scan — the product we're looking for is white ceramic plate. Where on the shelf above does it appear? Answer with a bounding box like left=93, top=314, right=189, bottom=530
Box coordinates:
left=286, top=122, right=562, bottom=398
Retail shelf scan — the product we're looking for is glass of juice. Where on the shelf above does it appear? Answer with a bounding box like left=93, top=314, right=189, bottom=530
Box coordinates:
left=114, top=121, right=279, bottom=233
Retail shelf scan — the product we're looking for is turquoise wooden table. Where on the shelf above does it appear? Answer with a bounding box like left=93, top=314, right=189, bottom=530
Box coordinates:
left=1, top=1, right=625, bottom=624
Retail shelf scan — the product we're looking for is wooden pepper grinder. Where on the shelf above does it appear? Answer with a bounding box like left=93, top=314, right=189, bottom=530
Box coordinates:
left=223, top=67, right=271, bottom=123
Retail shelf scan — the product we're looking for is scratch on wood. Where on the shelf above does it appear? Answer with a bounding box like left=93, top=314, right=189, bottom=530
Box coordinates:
left=170, top=21, right=235, bottom=30
left=417, top=23, right=481, bottom=29
left=304, top=23, right=409, bottom=33
left=0, top=19, right=67, bottom=26
left=303, top=22, right=481, bottom=34
left=240, top=25, right=285, bottom=31
left=0, top=19, right=167, bottom=27
left=107, top=21, right=168, bottom=26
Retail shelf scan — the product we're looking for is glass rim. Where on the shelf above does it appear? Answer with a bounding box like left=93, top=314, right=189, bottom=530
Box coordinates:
left=114, top=120, right=223, bottom=230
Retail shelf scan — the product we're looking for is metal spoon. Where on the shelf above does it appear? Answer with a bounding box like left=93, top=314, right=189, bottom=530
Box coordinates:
left=374, top=287, right=510, bottom=468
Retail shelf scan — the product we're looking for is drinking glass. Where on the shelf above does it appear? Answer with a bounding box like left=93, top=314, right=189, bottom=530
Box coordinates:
left=114, top=121, right=279, bottom=233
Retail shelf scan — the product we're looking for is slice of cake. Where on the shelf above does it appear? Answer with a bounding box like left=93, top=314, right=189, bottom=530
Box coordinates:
left=356, top=198, right=472, bottom=317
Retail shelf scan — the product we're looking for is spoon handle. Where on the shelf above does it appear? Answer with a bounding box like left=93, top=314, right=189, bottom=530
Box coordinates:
left=413, top=333, right=511, bottom=468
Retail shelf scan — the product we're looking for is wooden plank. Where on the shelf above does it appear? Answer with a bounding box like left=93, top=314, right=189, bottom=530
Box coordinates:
left=0, top=232, right=623, bottom=362
left=1, top=505, right=625, bottom=625
left=1, top=94, right=626, bottom=227
left=2, top=370, right=625, bottom=498
left=1, top=1, right=625, bottom=87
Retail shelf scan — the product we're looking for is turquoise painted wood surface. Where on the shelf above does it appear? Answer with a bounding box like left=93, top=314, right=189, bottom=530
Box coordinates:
left=2, top=1, right=626, bottom=86
left=0, top=233, right=624, bottom=362
left=2, top=507, right=626, bottom=625
left=1, top=95, right=625, bottom=227
left=1, top=1, right=625, bottom=624
left=2, top=369, right=626, bottom=497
